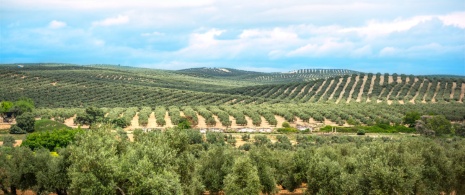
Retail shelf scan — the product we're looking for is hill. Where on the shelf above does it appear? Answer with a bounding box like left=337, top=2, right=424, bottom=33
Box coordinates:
left=0, top=63, right=464, bottom=108
left=177, top=67, right=359, bottom=83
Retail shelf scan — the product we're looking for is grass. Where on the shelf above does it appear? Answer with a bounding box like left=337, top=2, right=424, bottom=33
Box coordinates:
left=34, top=119, right=72, bottom=132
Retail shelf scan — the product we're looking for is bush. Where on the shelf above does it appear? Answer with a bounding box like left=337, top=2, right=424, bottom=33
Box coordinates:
left=277, top=127, right=299, bottom=133
left=9, top=124, right=26, bottom=134
left=112, top=118, right=130, bottom=128
left=357, top=130, right=366, bottom=135
left=21, top=129, right=84, bottom=151
left=282, top=122, right=291, bottom=128
left=2, top=135, right=16, bottom=147
left=241, top=134, right=250, bottom=141
left=16, top=112, right=35, bottom=133
left=239, top=143, right=252, bottom=151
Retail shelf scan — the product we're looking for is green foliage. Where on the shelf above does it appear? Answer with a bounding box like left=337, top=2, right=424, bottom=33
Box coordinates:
left=198, top=145, right=236, bottom=194
left=74, top=107, right=105, bottom=125
left=0, top=101, right=13, bottom=113
left=16, top=112, right=35, bottom=133
left=241, top=134, right=250, bottom=141
left=403, top=111, right=421, bottom=127
left=454, top=123, right=465, bottom=137
left=1, top=136, right=15, bottom=147
left=357, top=129, right=366, bottom=135
left=282, top=121, right=290, bottom=128
left=224, top=156, right=261, bottom=195
left=34, top=119, right=71, bottom=132
left=12, top=98, right=35, bottom=116
left=177, top=117, right=192, bottom=130
left=22, top=129, right=84, bottom=151
left=112, top=118, right=129, bottom=128
left=253, top=135, right=271, bottom=146
left=206, top=132, right=225, bottom=145
left=416, top=115, right=452, bottom=136
left=9, top=124, right=25, bottom=134
left=277, top=127, right=299, bottom=133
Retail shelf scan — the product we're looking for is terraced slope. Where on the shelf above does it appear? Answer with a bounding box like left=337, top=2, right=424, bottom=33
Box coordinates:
left=0, top=64, right=463, bottom=108
left=224, top=73, right=465, bottom=104
left=178, top=67, right=359, bottom=83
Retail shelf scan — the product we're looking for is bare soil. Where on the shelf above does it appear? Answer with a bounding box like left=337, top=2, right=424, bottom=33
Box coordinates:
left=460, top=83, right=465, bottom=102
left=336, top=77, right=351, bottom=104
left=319, top=78, right=335, bottom=101
left=147, top=112, right=157, bottom=128
left=356, top=75, right=367, bottom=102
left=164, top=112, right=174, bottom=128
left=431, top=82, right=440, bottom=103
left=329, top=77, right=343, bottom=100
left=410, top=79, right=424, bottom=104
left=346, top=75, right=359, bottom=103
left=311, top=80, right=327, bottom=101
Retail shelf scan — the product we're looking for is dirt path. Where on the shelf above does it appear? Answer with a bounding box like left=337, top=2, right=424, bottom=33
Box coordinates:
left=356, top=75, right=368, bottom=102
left=211, top=115, right=224, bottom=128
left=147, top=112, right=157, bottom=128
left=301, top=85, right=316, bottom=100
left=451, top=82, right=457, bottom=99
left=367, top=75, right=376, bottom=103
left=64, top=115, right=89, bottom=128
left=196, top=114, right=208, bottom=129
left=329, top=78, right=343, bottom=100
left=379, top=75, right=384, bottom=85
left=259, top=116, right=272, bottom=128
left=410, top=79, right=424, bottom=103
left=125, top=112, right=139, bottom=130
left=164, top=112, right=174, bottom=128
left=431, top=82, right=441, bottom=103
left=336, top=77, right=351, bottom=104
left=421, top=82, right=431, bottom=103
left=64, top=115, right=76, bottom=127
left=245, top=116, right=254, bottom=127
left=319, top=78, right=335, bottom=101
left=228, top=116, right=240, bottom=128
left=297, top=84, right=309, bottom=96
left=388, top=76, right=394, bottom=84
left=275, top=115, right=286, bottom=127
left=346, top=75, right=359, bottom=103
left=460, top=83, right=465, bottom=102
left=289, top=86, right=298, bottom=95
left=311, top=80, right=327, bottom=101
left=404, top=78, right=417, bottom=100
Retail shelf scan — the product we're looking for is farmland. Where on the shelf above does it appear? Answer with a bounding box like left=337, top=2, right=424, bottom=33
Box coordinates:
left=1, top=63, right=465, bottom=194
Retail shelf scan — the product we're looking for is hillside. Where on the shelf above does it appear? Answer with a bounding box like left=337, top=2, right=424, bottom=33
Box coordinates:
left=0, top=64, right=464, bottom=108
left=177, top=67, right=359, bottom=83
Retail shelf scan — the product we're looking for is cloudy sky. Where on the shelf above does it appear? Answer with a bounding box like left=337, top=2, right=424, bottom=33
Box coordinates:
left=1, top=0, right=464, bottom=75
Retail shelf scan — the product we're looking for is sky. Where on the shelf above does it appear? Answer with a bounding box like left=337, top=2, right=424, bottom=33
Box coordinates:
left=1, top=0, right=464, bottom=75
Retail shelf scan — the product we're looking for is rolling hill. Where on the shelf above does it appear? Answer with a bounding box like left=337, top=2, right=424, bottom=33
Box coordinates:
left=1, top=63, right=465, bottom=129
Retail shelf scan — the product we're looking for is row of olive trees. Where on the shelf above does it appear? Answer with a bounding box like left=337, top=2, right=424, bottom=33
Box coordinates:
left=2, top=125, right=465, bottom=194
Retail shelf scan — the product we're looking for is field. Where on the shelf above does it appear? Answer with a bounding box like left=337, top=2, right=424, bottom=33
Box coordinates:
left=1, top=63, right=465, bottom=195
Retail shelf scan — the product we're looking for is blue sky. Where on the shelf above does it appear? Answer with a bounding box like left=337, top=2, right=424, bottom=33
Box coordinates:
left=1, top=0, right=464, bottom=75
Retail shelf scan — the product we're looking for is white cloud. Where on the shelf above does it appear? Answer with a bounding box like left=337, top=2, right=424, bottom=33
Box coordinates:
left=48, top=20, right=67, bottom=29
left=379, top=47, right=397, bottom=56
left=92, top=15, right=129, bottom=27
left=340, top=16, right=434, bottom=38
left=439, top=12, right=465, bottom=29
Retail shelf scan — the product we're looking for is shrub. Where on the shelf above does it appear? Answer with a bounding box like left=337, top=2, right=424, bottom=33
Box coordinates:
left=282, top=122, right=291, bottom=128
left=2, top=135, right=16, bottom=147
left=241, top=134, right=250, bottom=141
left=277, top=127, right=299, bottom=133
left=357, top=129, right=366, bottom=135
left=16, top=112, right=35, bottom=133
left=9, top=124, right=26, bottom=134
